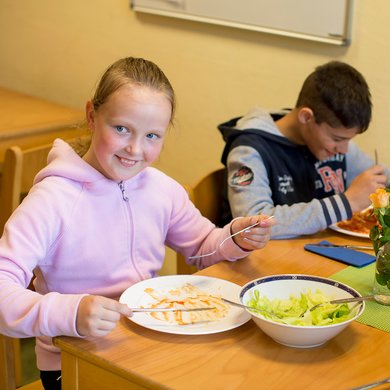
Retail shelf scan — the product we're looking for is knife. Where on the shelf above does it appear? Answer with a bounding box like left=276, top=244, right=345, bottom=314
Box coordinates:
left=308, top=244, right=373, bottom=250
left=130, top=307, right=216, bottom=313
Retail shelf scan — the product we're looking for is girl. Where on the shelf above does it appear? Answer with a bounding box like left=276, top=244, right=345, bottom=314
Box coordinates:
left=0, top=57, right=274, bottom=390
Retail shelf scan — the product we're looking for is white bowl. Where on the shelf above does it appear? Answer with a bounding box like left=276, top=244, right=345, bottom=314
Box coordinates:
left=239, top=274, right=365, bottom=348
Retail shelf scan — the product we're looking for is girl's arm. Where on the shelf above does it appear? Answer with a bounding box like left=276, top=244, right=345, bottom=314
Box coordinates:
left=0, top=187, right=84, bottom=338
left=164, top=180, right=273, bottom=269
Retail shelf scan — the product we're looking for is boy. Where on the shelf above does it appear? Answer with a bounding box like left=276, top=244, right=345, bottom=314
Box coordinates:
left=218, top=61, right=390, bottom=238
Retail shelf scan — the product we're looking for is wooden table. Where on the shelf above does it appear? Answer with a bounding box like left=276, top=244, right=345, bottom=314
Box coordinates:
left=54, top=230, right=389, bottom=390
left=0, top=87, right=85, bottom=162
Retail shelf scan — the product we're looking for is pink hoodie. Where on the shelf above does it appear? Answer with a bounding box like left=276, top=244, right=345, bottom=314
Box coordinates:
left=0, top=139, right=249, bottom=370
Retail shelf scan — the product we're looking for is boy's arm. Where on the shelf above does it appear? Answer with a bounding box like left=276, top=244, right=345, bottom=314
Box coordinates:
left=226, top=146, right=352, bottom=239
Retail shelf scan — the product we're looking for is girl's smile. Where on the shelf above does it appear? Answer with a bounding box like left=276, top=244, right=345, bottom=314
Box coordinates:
left=117, top=156, right=138, bottom=167
left=84, top=84, right=172, bottom=181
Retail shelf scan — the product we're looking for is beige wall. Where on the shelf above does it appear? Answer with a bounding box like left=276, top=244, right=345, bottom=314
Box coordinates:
left=1, top=0, right=389, bottom=180
left=0, top=1, right=389, bottom=273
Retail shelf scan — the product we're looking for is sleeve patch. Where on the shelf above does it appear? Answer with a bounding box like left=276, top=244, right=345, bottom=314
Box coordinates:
left=231, top=166, right=254, bottom=186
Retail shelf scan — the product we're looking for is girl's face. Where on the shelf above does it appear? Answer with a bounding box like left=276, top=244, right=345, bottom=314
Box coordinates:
left=84, top=84, right=172, bottom=181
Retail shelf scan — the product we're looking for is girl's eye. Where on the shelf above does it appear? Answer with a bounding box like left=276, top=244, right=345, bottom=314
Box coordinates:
left=115, top=126, right=128, bottom=134
left=146, top=133, right=159, bottom=140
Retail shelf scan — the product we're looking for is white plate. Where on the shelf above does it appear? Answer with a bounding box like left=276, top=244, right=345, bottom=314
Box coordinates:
left=329, top=223, right=370, bottom=238
left=119, top=275, right=251, bottom=335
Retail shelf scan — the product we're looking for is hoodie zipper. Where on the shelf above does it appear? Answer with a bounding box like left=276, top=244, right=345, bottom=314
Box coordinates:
left=118, top=181, right=129, bottom=202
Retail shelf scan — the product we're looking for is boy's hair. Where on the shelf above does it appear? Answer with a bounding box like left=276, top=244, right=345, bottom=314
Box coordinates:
left=295, top=61, right=372, bottom=133
left=92, top=57, right=176, bottom=124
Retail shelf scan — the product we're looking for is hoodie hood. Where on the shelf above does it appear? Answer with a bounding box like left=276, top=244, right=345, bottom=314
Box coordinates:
left=218, top=107, right=294, bottom=165
left=34, top=138, right=106, bottom=186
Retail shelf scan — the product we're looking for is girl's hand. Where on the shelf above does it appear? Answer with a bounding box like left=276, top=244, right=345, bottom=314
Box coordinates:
left=76, top=295, right=133, bottom=337
left=231, top=215, right=275, bottom=251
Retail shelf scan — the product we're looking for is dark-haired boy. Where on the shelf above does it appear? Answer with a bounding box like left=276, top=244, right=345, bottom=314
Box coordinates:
left=219, top=61, right=390, bottom=238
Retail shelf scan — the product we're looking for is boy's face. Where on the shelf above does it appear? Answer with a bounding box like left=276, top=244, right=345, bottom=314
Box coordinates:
left=84, top=85, right=172, bottom=181
left=300, top=109, right=359, bottom=161
left=304, top=120, right=359, bottom=161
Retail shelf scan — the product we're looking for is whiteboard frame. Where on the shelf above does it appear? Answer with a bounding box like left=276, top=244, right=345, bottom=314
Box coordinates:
left=131, top=0, right=353, bottom=46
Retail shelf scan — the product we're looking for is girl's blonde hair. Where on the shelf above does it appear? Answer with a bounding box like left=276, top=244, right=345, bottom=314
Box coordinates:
left=92, top=57, right=176, bottom=125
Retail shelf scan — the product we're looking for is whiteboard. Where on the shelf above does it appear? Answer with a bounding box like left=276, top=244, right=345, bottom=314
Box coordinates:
left=131, top=0, right=353, bottom=46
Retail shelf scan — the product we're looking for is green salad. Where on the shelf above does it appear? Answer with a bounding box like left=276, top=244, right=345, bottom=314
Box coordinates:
left=246, top=289, right=358, bottom=326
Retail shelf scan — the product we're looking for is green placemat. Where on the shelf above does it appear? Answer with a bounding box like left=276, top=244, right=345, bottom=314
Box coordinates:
left=329, top=263, right=390, bottom=332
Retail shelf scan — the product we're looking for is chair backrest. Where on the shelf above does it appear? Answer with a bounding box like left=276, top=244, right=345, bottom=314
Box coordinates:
left=0, top=135, right=90, bottom=234
left=0, top=334, right=43, bottom=389
left=0, top=144, right=51, bottom=233
left=176, top=168, right=226, bottom=275
left=0, top=334, right=18, bottom=389
left=190, top=168, right=226, bottom=224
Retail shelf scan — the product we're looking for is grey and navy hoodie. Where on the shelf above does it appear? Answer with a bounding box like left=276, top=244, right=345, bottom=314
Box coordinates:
left=218, top=107, right=389, bottom=238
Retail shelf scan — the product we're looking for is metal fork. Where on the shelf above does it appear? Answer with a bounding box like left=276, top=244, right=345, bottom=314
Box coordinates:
left=221, top=297, right=282, bottom=319
left=130, top=306, right=216, bottom=313
left=351, top=376, right=390, bottom=390
left=310, top=294, right=390, bottom=311
left=189, top=216, right=274, bottom=259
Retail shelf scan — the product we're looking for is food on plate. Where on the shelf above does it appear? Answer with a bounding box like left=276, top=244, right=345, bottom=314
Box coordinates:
left=336, top=207, right=377, bottom=234
left=246, top=289, right=359, bottom=326
left=144, top=283, right=229, bottom=325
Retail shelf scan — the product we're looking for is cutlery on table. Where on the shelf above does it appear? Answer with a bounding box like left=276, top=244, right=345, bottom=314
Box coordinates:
left=351, top=375, right=390, bottom=390
left=307, top=243, right=373, bottom=250
left=309, top=294, right=390, bottom=311
left=129, top=307, right=216, bottom=313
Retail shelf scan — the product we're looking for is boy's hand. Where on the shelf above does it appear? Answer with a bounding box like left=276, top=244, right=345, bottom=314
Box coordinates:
left=76, top=295, right=133, bottom=337
left=345, top=165, right=387, bottom=212
left=231, top=215, right=275, bottom=251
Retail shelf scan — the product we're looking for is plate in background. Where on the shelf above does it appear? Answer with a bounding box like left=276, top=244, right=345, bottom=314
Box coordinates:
left=329, top=223, right=370, bottom=239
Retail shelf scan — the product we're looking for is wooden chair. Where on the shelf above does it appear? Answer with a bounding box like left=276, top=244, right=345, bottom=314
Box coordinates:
left=177, top=168, right=226, bottom=274
left=0, top=135, right=90, bottom=389
left=0, top=334, right=43, bottom=390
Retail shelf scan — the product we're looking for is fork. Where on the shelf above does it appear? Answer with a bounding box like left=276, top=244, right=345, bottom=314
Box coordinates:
left=221, top=297, right=282, bottom=319
left=351, top=376, right=390, bottom=390
left=189, top=216, right=274, bottom=259
left=130, top=306, right=216, bottom=313
left=309, top=294, right=390, bottom=311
